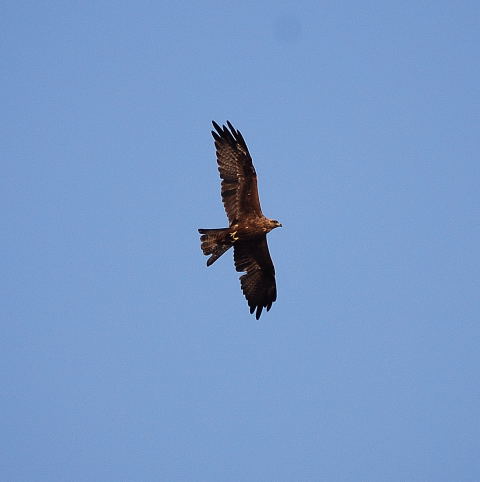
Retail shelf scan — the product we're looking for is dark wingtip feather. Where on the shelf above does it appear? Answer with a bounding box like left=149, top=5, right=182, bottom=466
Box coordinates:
left=210, top=120, right=238, bottom=146
left=227, top=121, right=241, bottom=141
left=212, top=121, right=222, bottom=141
left=226, top=120, right=235, bottom=133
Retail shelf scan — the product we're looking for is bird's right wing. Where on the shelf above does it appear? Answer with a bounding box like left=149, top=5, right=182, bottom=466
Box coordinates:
left=212, top=121, right=263, bottom=225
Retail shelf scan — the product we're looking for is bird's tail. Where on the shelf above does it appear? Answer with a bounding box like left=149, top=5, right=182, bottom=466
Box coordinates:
left=198, top=228, right=233, bottom=266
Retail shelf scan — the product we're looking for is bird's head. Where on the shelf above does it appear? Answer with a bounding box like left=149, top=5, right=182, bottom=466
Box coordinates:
left=270, top=219, right=283, bottom=229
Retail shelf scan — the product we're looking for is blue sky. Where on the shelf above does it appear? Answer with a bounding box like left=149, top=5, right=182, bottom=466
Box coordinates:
left=2, top=1, right=479, bottom=480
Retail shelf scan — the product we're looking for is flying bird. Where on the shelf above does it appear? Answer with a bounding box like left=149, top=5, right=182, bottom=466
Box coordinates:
left=198, top=121, right=282, bottom=319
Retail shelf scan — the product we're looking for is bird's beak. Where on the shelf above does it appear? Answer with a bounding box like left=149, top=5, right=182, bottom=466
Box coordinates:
left=278, top=223, right=283, bottom=227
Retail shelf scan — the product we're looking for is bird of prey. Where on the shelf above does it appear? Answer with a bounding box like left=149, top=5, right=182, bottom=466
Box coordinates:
left=198, top=121, right=282, bottom=319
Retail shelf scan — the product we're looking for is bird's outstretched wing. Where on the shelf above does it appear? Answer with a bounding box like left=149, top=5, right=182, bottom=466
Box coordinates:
left=212, top=121, right=263, bottom=225
left=233, top=236, right=277, bottom=320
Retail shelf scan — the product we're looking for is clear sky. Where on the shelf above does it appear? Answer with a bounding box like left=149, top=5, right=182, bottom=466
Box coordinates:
left=2, top=1, right=479, bottom=481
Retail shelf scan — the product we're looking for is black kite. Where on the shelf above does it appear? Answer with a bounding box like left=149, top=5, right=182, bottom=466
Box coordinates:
left=198, top=121, right=282, bottom=319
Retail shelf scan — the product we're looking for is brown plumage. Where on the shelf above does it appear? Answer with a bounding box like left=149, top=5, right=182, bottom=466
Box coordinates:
left=198, top=121, right=282, bottom=319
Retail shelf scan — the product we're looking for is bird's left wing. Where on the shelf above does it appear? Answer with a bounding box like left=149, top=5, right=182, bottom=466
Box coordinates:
left=233, top=235, right=277, bottom=319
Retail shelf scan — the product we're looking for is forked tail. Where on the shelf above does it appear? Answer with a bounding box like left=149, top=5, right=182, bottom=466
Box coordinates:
left=198, top=228, right=233, bottom=266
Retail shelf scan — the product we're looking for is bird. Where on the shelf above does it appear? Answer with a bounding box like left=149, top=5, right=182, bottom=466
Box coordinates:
left=198, top=121, right=282, bottom=319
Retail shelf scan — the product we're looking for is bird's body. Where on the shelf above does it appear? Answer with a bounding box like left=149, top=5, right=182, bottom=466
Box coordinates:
left=198, top=121, right=281, bottom=319
left=230, top=218, right=280, bottom=240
